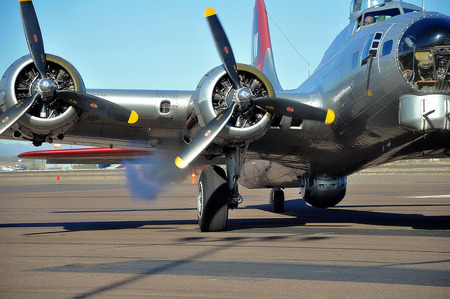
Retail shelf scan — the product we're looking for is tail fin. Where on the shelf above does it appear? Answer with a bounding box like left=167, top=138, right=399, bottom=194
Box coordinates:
left=252, top=0, right=282, bottom=91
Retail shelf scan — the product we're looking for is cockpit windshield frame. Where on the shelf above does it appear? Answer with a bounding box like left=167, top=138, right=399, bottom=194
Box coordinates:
left=350, top=0, right=400, bottom=16
left=363, top=8, right=401, bottom=26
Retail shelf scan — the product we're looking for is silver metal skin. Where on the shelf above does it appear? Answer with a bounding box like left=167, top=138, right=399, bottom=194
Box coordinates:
left=243, top=4, right=450, bottom=189
left=0, top=1, right=449, bottom=205
left=399, top=94, right=450, bottom=131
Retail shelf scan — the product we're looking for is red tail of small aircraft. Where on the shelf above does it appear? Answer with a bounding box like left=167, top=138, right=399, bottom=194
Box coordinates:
left=252, top=0, right=282, bottom=91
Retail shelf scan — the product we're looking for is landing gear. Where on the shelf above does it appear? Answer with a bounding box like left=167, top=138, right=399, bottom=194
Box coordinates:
left=196, top=146, right=247, bottom=232
left=270, top=188, right=285, bottom=213
left=197, top=165, right=229, bottom=232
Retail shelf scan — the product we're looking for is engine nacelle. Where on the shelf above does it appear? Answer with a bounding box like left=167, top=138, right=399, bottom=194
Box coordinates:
left=300, top=176, right=347, bottom=208
left=0, top=54, right=85, bottom=146
left=191, top=63, right=275, bottom=147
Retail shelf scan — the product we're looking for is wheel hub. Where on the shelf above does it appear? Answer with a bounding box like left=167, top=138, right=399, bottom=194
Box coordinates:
left=197, top=181, right=204, bottom=219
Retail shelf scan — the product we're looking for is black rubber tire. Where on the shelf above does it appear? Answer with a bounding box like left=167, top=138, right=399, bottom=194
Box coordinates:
left=197, top=165, right=229, bottom=232
left=273, top=189, right=285, bottom=213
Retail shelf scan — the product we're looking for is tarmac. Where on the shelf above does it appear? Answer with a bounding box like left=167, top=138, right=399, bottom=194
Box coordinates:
left=0, top=161, right=449, bottom=298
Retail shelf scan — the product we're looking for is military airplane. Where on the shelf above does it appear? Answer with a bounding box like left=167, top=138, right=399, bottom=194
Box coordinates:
left=1, top=0, right=449, bottom=231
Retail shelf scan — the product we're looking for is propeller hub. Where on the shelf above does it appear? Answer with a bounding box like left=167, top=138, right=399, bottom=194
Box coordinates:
left=37, top=78, right=55, bottom=98
left=235, top=88, right=252, bottom=109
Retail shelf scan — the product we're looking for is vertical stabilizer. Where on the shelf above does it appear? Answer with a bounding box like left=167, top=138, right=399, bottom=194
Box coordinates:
left=252, top=0, right=282, bottom=91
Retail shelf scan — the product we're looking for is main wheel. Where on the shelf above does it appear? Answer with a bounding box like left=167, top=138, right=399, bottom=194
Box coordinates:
left=270, top=188, right=285, bottom=213
left=197, top=165, right=229, bottom=232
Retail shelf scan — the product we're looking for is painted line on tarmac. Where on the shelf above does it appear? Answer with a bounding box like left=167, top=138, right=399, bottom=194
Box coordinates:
left=403, top=195, right=450, bottom=199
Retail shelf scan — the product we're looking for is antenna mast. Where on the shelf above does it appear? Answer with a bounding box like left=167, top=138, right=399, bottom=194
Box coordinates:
left=268, top=13, right=311, bottom=77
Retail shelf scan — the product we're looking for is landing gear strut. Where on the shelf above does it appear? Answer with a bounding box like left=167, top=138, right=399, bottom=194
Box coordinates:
left=225, top=145, right=247, bottom=208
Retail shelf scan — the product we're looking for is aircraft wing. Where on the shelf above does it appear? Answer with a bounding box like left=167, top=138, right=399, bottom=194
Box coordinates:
left=17, top=148, right=150, bottom=164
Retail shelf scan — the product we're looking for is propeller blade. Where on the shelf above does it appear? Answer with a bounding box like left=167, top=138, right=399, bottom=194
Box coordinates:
left=0, top=94, right=38, bottom=135
left=205, top=8, right=241, bottom=90
left=175, top=103, right=236, bottom=169
left=253, top=97, right=335, bottom=125
left=56, top=90, right=138, bottom=124
left=19, top=0, right=46, bottom=79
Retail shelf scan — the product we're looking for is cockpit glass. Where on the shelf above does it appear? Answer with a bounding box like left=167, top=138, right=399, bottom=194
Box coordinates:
left=351, top=0, right=399, bottom=14
left=398, top=18, right=450, bottom=93
left=364, top=8, right=401, bottom=25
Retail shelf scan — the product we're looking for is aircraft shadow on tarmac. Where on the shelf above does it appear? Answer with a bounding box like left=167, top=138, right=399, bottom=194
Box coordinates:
left=0, top=199, right=449, bottom=233
left=241, top=199, right=450, bottom=231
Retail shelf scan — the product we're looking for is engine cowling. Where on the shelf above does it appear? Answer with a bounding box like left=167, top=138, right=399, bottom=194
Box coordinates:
left=0, top=54, right=85, bottom=146
left=191, top=63, right=275, bottom=147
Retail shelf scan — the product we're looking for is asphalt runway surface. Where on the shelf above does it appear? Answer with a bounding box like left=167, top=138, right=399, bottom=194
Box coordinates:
left=0, top=162, right=449, bottom=298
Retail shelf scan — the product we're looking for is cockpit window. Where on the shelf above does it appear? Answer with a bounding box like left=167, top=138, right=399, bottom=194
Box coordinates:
left=363, top=8, right=401, bottom=26
left=351, top=0, right=398, bottom=14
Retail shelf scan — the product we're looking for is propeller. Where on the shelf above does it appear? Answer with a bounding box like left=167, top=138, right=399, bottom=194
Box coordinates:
left=19, top=0, right=46, bottom=79
left=205, top=8, right=241, bottom=90
left=174, top=8, right=335, bottom=169
left=175, top=103, right=236, bottom=169
left=0, top=94, right=38, bottom=135
left=0, top=0, right=138, bottom=136
left=252, top=97, right=335, bottom=125
left=56, top=90, right=138, bottom=124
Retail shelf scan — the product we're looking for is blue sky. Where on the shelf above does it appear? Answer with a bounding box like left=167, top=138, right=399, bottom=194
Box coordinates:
left=0, top=0, right=448, bottom=156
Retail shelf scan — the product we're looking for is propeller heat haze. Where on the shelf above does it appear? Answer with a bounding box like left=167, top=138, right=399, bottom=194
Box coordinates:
left=175, top=8, right=335, bottom=169
left=0, top=0, right=138, bottom=136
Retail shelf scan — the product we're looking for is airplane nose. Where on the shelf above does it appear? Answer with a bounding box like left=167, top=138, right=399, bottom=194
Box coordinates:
left=398, top=16, right=450, bottom=93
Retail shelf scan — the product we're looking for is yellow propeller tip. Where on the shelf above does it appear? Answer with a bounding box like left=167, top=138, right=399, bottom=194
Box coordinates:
left=205, top=7, right=216, bottom=17
left=175, top=156, right=188, bottom=169
left=128, top=110, right=139, bottom=124
left=367, top=90, right=373, bottom=97
left=324, top=109, right=335, bottom=125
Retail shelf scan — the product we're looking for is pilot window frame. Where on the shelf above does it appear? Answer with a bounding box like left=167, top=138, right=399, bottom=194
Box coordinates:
left=363, top=8, right=401, bottom=26
left=354, top=16, right=363, bottom=34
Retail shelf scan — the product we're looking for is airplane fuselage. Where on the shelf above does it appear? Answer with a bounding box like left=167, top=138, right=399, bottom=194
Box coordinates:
left=242, top=9, right=450, bottom=188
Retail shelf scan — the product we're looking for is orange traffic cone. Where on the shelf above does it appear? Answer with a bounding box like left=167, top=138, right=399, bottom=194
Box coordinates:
left=191, top=168, right=196, bottom=184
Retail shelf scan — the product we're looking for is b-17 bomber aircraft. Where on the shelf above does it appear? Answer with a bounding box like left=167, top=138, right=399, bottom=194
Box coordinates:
left=1, top=0, right=449, bottom=231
